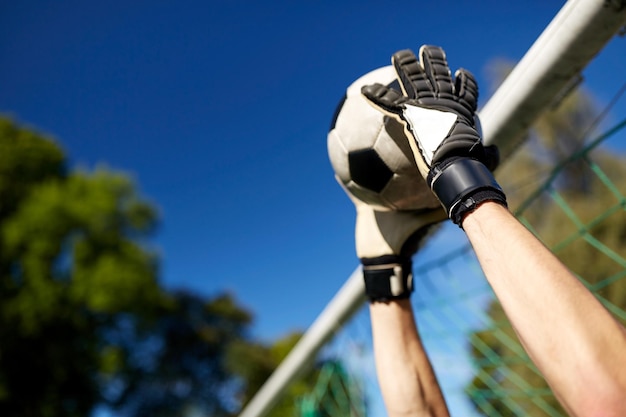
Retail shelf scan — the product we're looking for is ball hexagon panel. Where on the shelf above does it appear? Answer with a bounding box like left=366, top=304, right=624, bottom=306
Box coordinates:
left=327, top=65, right=440, bottom=211
left=348, top=148, right=394, bottom=193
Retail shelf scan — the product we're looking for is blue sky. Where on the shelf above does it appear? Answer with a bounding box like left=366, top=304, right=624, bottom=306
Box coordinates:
left=1, top=0, right=624, bottom=344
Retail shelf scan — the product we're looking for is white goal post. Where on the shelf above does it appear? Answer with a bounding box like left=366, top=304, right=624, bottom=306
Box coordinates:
left=480, top=0, right=626, bottom=158
left=239, top=2, right=626, bottom=417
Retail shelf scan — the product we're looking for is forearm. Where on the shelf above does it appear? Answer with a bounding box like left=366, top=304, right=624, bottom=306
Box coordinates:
left=369, top=299, right=449, bottom=417
left=462, top=202, right=626, bottom=416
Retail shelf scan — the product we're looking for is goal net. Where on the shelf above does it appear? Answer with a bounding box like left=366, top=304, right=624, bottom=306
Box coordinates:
left=299, top=89, right=626, bottom=417
left=240, top=1, right=626, bottom=416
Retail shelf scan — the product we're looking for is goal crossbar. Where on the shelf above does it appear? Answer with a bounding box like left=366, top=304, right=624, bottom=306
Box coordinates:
left=239, top=2, right=626, bottom=417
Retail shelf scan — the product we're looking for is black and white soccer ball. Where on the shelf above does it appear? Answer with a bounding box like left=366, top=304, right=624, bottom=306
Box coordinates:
left=327, top=66, right=440, bottom=211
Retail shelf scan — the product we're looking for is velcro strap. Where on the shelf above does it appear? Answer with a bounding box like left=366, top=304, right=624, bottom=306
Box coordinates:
left=362, top=257, right=413, bottom=302
left=428, top=157, right=507, bottom=226
left=450, top=188, right=508, bottom=226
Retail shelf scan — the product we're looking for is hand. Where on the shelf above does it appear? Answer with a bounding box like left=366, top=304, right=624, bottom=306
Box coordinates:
left=361, top=45, right=506, bottom=225
left=350, top=192, right=445, bottom=301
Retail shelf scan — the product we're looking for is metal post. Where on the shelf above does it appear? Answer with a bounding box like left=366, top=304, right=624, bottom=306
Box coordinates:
left=239, top=2, right=626, bottom=417
left=480, top=0, right=626, bottom=158
left=239, top=268, right=366, bottom=417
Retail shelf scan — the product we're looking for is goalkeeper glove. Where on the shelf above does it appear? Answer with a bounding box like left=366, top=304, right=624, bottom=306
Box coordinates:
left=361, top=45, right=506, bottom=226
left=350, top=192, right=445, bottom=302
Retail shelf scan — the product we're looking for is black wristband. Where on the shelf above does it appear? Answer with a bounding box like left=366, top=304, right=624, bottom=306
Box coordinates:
left=450, top=188, right=508, bottom=225
left=361, top=256, right=413, bottom=302
left=428, top=157, right=507, bottom=226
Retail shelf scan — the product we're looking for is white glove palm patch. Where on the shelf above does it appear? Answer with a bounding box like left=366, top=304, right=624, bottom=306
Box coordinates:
left=403, top=104, right=457, bottom=166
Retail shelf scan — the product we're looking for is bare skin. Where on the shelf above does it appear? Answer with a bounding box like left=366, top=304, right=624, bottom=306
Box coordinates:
left=369, top=202, right=626, bottom=417
left=369, top=298, right=450, bottom=417
left=462, top=202, right=626, bottom=416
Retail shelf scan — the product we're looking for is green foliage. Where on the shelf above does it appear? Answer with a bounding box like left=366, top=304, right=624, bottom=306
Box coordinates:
left=227, top=331, right=312, bottom=417
left=227, top=331, right=365, bottom=417
left=0, top=117, right=263, bottom=416
left=103, top=291, right=253, bottom=417
left=3, top=171, right=162, bottom=329
left=0, top=118, right=65, bottom=219
left=466, top=65, right=626, bottom=415
left=0, top=117, right=167, bottom=415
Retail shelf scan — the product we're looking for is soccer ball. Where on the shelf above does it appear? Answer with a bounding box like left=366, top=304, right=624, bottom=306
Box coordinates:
left=327, top=66, right=440, bottom=211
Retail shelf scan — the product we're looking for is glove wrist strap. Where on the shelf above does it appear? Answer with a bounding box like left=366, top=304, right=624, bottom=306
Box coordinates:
left=362, top=256, right=413, bottom=302
left=428, top=157, right=508, bottom=226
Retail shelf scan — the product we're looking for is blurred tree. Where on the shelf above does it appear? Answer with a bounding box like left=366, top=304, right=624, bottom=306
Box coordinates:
left=102, top=292, right=253, bottom=417
left=0, top=117, right=164, bottom=416
left=0, top=117, right=260, bottom=417
left=227, top=332, right=303, bottom=410
left=227, top=331, right=310, bottom=416
left=227, top=331, right=366, bottom=417
left=466, top=63, right=626, bottom=415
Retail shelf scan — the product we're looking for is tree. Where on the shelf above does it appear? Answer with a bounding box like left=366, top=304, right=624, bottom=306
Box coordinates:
left=0, top=117, right=259, bottom=416
left=227, top=331, right=309, bottom=416
left=0, top=117, right=166, bottom=416
left=466, top=63, right=626, bottom=415
left=227, top=332, right=367, bottom=417
left=0, top=116, right=357, bottom=417
left=102, top=292, right=253, bottom=417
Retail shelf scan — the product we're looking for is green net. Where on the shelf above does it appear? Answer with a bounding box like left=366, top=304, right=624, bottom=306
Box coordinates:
left=465, top=116, right=626, bottom=416
left=295, top=108, right=626, bottom=416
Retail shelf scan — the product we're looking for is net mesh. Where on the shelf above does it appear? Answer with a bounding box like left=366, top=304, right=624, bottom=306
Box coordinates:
left=300, top=92, right=626, bottom=417
left=296, top=116, right=626, bottom=417
left=290, top=43, right=626, bottom=417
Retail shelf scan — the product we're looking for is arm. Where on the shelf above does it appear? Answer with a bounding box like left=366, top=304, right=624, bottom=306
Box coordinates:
left=352, top=181, right=450, bottom=417
left=330, top=58, right=454, bottom=417
left=369, top=299, right=449, bottom=417
left=361, top=45, right=626, bottom=417
left=463, top=201, right=626, bottom=417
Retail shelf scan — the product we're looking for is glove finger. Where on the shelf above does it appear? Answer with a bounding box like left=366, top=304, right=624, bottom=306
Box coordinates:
left=391, top=49, right=428, bottom=100
left=454, top=68, right=479, bottom=114
left=361, top=83, right=406, bottom=117
left=419, top=45, right=454, bottom=100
